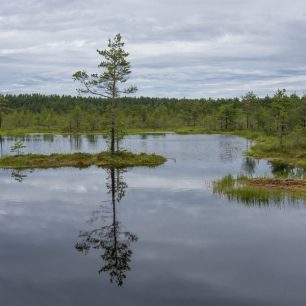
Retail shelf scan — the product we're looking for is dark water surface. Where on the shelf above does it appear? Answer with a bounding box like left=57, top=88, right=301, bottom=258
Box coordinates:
left=0, top=134, right=306, bottom=306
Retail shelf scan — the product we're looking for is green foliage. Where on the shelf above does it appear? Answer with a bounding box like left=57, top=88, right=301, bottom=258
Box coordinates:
left=71, top=105, right=82, bottom=131
left=217, top=104, right=238, bottom=130
left=0, top=96, right=10, bottom=129
left=72, top=34, right=137, bottom=98
left=272, top=89, right=291, bottom=145
left=242, top=91, right=258, bottom=129
left=0, top=90, right=305, bottom=150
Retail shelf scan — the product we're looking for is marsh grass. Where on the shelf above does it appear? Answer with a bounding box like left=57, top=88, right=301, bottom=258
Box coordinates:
left=213, top=174, right=306, bottom=206
left=0, top=151, right=167, bottom=169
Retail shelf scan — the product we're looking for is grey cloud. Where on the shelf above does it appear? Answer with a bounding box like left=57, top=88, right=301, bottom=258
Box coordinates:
left=1, top=0, right=306, bottom=98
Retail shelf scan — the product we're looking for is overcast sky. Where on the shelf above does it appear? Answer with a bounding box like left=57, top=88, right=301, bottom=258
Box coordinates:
left=1, top=0, right=306, bottom=98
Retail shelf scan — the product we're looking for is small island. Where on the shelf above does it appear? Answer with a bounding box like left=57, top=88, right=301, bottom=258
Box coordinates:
left=0, top=151, right=167, bottom=169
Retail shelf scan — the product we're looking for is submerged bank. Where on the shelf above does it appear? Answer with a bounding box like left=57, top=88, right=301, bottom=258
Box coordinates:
left=0, top=151, right=167, bottom=169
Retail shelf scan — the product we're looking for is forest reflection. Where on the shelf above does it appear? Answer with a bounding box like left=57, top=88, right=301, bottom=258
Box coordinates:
left=75, top=168, right=138, bottom=287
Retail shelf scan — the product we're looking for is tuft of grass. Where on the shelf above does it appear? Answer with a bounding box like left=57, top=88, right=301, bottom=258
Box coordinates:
left=0, top=151, right=167, bottom=169
left=213, top=174, right=236, bottom=191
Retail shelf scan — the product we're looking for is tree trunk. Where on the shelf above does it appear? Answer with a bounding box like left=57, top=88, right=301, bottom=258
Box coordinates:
left=116, top=129, right=119, bottom=152
left=111, top=81, right=116, bottom=154
left=246, top=113, right=249, bottom=129
left=280, top=124, right=285, bottom=146
left=0, top=136, right=3, bottom=157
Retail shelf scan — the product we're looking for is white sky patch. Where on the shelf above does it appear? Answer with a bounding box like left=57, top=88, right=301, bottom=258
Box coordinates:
left=127, top=174, right=207, bottom=191
left=1, top=0, right=306, bottom=98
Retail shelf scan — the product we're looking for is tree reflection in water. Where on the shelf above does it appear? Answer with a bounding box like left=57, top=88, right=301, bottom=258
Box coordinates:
left=241, top=156, right=256, bottom=176
left=11, top=169, right=32, bottom=183
left=0, top=136, right=3, bottom=157
left=75, top=168, right=138, bottom=286
left=270, top=161, right=305, bottom=179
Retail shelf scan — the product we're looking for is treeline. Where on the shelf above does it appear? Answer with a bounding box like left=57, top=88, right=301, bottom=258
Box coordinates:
left=1, top=90, right=306, bottom=146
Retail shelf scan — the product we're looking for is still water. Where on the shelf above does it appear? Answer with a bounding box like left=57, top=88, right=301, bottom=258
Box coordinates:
left=0, top=134, right=306, bottom=306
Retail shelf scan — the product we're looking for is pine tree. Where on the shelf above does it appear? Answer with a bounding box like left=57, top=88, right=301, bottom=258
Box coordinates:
left=73, top=34, right=137, bottom=154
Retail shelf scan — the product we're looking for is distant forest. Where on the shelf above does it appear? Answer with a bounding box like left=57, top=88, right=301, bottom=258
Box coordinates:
left=1, top=91, right=306, bottom=145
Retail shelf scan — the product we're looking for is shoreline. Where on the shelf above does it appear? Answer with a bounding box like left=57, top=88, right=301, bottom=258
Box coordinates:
left=0, top=128, right=305, bottom=169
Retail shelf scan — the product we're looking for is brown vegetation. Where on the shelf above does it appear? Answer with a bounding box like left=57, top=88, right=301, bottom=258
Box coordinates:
left=245, top=178, right=306, bottom=194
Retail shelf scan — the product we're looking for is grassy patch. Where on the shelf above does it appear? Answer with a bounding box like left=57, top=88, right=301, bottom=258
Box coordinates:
left=0, top=151, right=167, bottom=169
